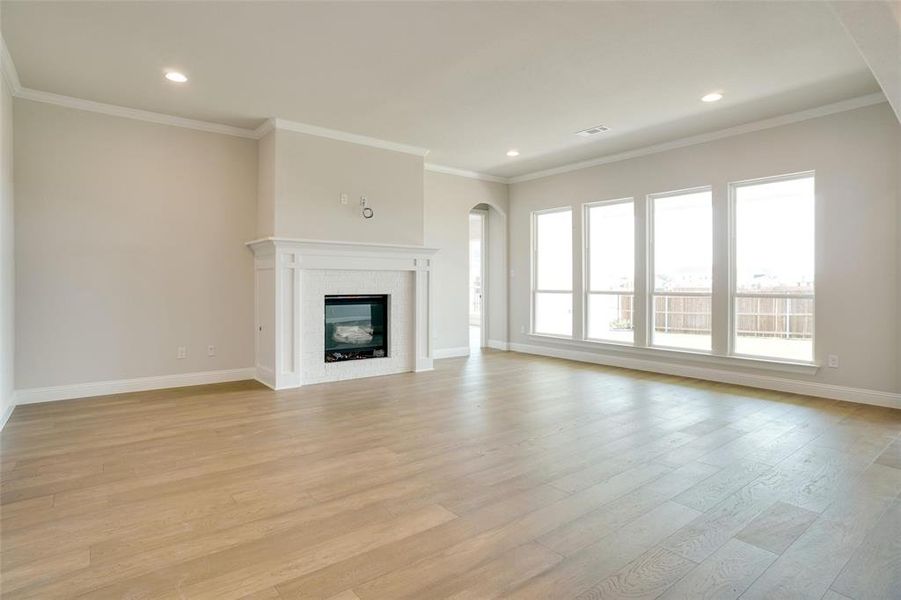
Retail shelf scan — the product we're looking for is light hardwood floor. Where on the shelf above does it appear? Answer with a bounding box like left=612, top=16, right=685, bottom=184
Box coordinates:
left=1, top=350, right=899, bottom=599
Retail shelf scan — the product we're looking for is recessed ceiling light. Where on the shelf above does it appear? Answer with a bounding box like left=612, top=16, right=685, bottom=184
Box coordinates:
left=165, top=71, right=188, bottom=83
left=701, top=92, right=723, bottom=103
left=506, top=149, right=520, bottom=157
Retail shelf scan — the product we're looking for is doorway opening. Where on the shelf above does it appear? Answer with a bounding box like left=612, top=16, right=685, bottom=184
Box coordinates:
left=469, top=209, right=487, bottom=352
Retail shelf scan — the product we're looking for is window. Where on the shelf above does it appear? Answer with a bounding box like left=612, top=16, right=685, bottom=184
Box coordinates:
left=527, top=173, right=814, bottom=367
left=586, top=199, right=634, bottom=343
left=732, top=174, right=814, bottom=361
left=650, top=189, right=712, bottom=351
left=532, top=208, right=572, bottom=336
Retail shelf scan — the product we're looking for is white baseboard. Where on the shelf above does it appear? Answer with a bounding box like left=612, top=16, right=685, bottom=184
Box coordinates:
left=509, top=342, right=901, bottom=410
left=14, top=367, right=257, bottom=406
left=254, top=377, right=276, bottom=391
left=487, top=339, right=509, bottom=351
left=254, top=366, right=276, bottom=390
left=434, top=346, right=471, bottom=359
left=415, top=357, right=435, bottom=372
left=0, top=395, right=15, bottom=432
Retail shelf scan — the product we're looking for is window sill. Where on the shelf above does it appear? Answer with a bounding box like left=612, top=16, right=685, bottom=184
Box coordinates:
left=526, top=333, right=820, bottom=375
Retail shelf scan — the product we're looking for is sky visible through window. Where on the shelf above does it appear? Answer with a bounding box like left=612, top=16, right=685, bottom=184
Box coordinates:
left=736, top=176, right=814, bottom=294
left=534, top=209, right=573, bottom=336
left=535, top=210, right=572, bottom=291
left=531, top=177, right=814, bottom=359
left=654, top=191, right=712, bottom=293
left=588, top=202, right=633, bottom=292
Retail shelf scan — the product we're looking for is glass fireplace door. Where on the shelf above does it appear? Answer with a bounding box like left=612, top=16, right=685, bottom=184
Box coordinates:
left=324, top=295, right=388, bottom=362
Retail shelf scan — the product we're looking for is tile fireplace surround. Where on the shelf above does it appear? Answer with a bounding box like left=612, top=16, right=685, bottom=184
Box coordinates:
left=246, top=238, right=438, bottom=389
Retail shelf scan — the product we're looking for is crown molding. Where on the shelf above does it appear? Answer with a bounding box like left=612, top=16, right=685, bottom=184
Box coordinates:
left=11, top=82, right=432, bottom=155
left=2, top=32, right=262, bottom=138
left=254, top=118, right=276, bottom=138
left=0, top=34, right=430, bottom=155
left=2, top=26, right=888, bottom=182
left=424, top=163, right=509, bottom=184
left=268, top=117, right=430, bottom=157
left=509, top=92, right=888, bottom=184
left=15, top=87, right=261, bottom=138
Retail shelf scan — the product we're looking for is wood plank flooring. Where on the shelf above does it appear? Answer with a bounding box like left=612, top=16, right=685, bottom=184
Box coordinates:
left=1, top=350, right=899, bottom=599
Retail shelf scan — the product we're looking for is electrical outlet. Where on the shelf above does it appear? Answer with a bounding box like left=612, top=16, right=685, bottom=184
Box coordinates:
left=340, top=193, right=348, bottom=205
left=520, top=325, right=526, bottom=334
left=177, top=346, right=187, bottom=359
left=208, top=345, right=216, bottom=357
left=827, top=354, right=839, bottom=368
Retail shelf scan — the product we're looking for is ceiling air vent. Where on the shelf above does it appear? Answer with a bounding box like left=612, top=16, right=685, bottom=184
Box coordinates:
left=576, top=124, right=610, bottom=137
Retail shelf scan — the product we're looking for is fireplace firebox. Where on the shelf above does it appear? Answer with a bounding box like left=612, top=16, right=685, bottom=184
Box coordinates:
left=324, top=295, right=389, bottom=362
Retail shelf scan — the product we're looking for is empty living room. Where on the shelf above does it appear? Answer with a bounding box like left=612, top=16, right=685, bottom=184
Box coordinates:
left=1, top=1, right=900, bottom=598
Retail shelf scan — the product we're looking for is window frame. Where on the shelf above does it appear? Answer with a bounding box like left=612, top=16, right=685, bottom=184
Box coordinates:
left=727, top=171, right=816, bottom=363
left=583, top=197, right=635, bottom=345
left=531, top=206, right=573, bottom=337
left=647, top=185, right=714, bottom=353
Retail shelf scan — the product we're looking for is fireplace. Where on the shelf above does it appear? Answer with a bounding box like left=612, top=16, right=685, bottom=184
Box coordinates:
left=324, top=295, right=389, bottom=362
left=247, top=239, right=435, bottom=388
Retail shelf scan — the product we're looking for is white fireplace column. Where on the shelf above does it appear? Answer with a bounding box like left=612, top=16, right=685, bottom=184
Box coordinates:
left=246, top=238, right=438, bottom=389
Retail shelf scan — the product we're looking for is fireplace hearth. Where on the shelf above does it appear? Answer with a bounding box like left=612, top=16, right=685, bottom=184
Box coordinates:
left=324, top=295, right=389, bottom=362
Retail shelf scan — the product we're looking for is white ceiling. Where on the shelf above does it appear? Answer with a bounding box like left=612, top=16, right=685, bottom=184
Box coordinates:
left=1, top=1, right=881, bottom=178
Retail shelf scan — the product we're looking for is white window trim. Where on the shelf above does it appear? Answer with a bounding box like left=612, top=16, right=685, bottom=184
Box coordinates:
left=727, top=171, right=816, bottom=364
left=470, top=207, right=489, bottom=348
left=583, top=197, right=636, bottom=345
left=525, top=174, right=819, bottom=370
left=531, top=206, right=573, bottom=337
left=526, top=332, right=819, bottom=375
left=647, top=186, right=714, bottom=352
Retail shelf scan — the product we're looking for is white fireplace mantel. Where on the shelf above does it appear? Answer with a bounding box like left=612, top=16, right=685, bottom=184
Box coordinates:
left=246, top=237, right=438, bottom=389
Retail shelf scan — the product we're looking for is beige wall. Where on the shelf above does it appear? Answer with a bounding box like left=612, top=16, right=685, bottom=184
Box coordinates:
left=484, top=197, right=509, bottom=346
left=424, top=171, right=508, bottom=352
left=14, top=99, right=258, bottom=388
left=9, top=91, right=898, bottom=401
left=271, top=128, right=424, bottom=245
left=1, top=76, right=13, bottom=419
left=509, top=103, right=900, bottom=393
left=256, top=129, right=276, bottom=238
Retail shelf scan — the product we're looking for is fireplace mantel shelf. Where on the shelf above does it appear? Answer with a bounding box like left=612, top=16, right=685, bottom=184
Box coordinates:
left=245, top=237, right=439, bottom=257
